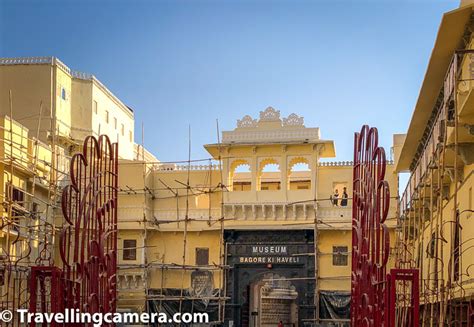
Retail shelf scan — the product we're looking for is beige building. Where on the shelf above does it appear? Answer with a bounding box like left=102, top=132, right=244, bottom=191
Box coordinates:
left=395, top=1, right=474, bottom=325
left=0, top=57, right=135, bottom=159
left=117, top=107, right=399, bottom=326
left=0, top=57, right=139, bottom=324
left=0, top=57, right=400, bottom=326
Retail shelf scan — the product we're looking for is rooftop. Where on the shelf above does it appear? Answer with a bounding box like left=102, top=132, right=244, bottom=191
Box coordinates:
left=205, top=107, right=336, bottom=158
left=0, top=56, right=134, bottom=114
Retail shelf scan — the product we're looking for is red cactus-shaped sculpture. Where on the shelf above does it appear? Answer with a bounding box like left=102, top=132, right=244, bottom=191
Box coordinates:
left=60, top=135, right=118, bottom=316
left=351, top=125, right=391, bottom=327
left=29, top=135, right=118, bottom=325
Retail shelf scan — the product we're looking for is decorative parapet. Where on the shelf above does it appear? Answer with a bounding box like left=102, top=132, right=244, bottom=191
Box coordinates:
left=155, top=163, right=220, bottom=172
left=259, top=106, right=281, bottom=121
left=0, top=57, right=71, bottom=74
left=318, top=161, right=354, bottom=167
left=0, top=56, right=54, bottom=65
left=237, top=115, right=258, bottom=128
left=223, top=128, right=320, bottom=143
left=155, top=161, right=394, bottom=170
left=318, top=160, right=394, bottom=167
left=71, top=70, right=93, bottom=80
left=154, top=209, right=221, bottom=220
left=317, top=207, right=352, bottom=221
left=225, top=107, right=315, bottom=143
left=282, top=113, right=304, bottom=127
left=117, top=273, right=146, bottom=290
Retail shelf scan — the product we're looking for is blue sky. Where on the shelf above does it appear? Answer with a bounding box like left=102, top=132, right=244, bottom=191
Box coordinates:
left=0, top=0, right=458, bottom=163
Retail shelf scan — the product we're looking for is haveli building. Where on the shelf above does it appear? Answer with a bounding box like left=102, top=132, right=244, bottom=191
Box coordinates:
left=116, top=106, right=400, bottom=327
left=1, top=1, right=474, bottom=325
left=394, top=0, right=474, bottom=325
left=0, top=56, right=400, bottom=326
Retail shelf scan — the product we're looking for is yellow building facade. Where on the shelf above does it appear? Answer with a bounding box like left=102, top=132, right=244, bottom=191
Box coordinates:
left=0, top=57, right=401, bottom=326
left=0, top=115, right=53, bottom=313
left=395, top=1, right=474, bottom=325
left=0, top=57, right=139, bottom=321
left=0, top=57, right=135, bottom=159
left=116, top=107, right=399, bottom=326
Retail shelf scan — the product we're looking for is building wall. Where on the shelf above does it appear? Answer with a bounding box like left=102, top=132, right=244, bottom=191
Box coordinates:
left=0, top=62, right=55, bottom=142
left=90, top=80, right=134, bottom=159
left=115, top=109, right=400, bottom=323
left=0, top=116, right=53, bottom=306
left=0, top=57, right=135, bottom=159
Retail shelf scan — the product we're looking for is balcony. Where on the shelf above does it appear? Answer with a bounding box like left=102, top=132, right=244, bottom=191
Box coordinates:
left=400, top=50, right=474, bottom=216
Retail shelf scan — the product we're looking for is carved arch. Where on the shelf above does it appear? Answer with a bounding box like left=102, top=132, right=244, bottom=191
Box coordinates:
left=287, top=156, right=311, bottom=190
left=258, top=158, right=281, bottom=191
left=229, top=159, right=251, bottom=192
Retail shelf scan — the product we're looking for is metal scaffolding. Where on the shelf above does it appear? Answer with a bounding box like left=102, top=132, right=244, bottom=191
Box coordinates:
left=396, top=48, right=474, bottom=326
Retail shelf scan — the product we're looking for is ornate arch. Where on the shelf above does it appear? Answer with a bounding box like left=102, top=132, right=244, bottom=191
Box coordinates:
left=229, top=159, right=251, bottom=191
left=287, top=156, right=312, bottom=190
left=230, top=159, right=251, bottom=174
left=258, top=157, right=280, bottom=173
left=288, top=156, right=311, bottom=173
left=257, top=158, right=281, bottom=191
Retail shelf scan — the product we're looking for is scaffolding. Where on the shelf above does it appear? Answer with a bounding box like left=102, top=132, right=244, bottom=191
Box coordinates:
left=0, top=92, right=68, bottom=325
left=116, top=123, right=229, bottom=325
left=117, top=156, right=370, bottom=326
left=396, top=47, right=474, bottom=326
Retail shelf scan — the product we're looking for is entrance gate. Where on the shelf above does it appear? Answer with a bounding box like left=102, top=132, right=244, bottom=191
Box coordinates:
left=249, top=273, right=298, bottom=327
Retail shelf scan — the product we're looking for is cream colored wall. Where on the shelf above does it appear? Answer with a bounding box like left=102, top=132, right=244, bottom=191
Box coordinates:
left=0, top=61, right=135, bottom=159
left=147, top=231, right=222, bottom=289
left=318, top=230, right=352, bottom=291
left=0, top=64, right=54, bottom=142
left=54, top=67, right=72, bottom=137
left=91, top=82, right=134, bottom=159
left=71, top=78, right=93, bottom=140
left=149, top=169, right=222, bottom=231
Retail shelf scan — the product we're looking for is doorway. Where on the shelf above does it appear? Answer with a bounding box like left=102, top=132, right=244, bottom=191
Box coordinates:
left=249, top=273, right=298, bottom=327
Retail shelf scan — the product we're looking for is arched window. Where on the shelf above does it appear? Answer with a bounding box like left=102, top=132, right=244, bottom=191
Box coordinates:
left=229, top=160, right=251, bottom=192
left=288, top=157, right=311, bottom=190
left=258, top=158, right=280, bottom=191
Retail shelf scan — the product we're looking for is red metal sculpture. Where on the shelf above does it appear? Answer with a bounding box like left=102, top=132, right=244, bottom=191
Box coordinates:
left=29, top=135, right=118, bottom=324
left=352, top=126, right=420, bottom=327
left=352, top=125, right=391, bottom=327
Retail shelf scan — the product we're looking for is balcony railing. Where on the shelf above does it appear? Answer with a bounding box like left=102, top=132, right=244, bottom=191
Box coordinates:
left=399, top=50, right=474, bottom=215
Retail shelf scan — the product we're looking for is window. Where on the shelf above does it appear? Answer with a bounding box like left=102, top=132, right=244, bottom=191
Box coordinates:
left=195, top=248, right=209, bottom=266
left=333, top=246, right=348, bottom=266
left=61, top=88, right=66, bottom=100
left=114, top=117, right=117, bottom=129
left=93, top=100, right=98, bottom=114
left=105, top=110, right=109, bottom=123
left=332, top=182, right=348, bottom=207
left=123, top=239, right=137, bottom=260
left=129, top=131, right=133, bottom=142
left=121, top=124, right=125, bottom=136
left=6, top=184, right=25, bottom=232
